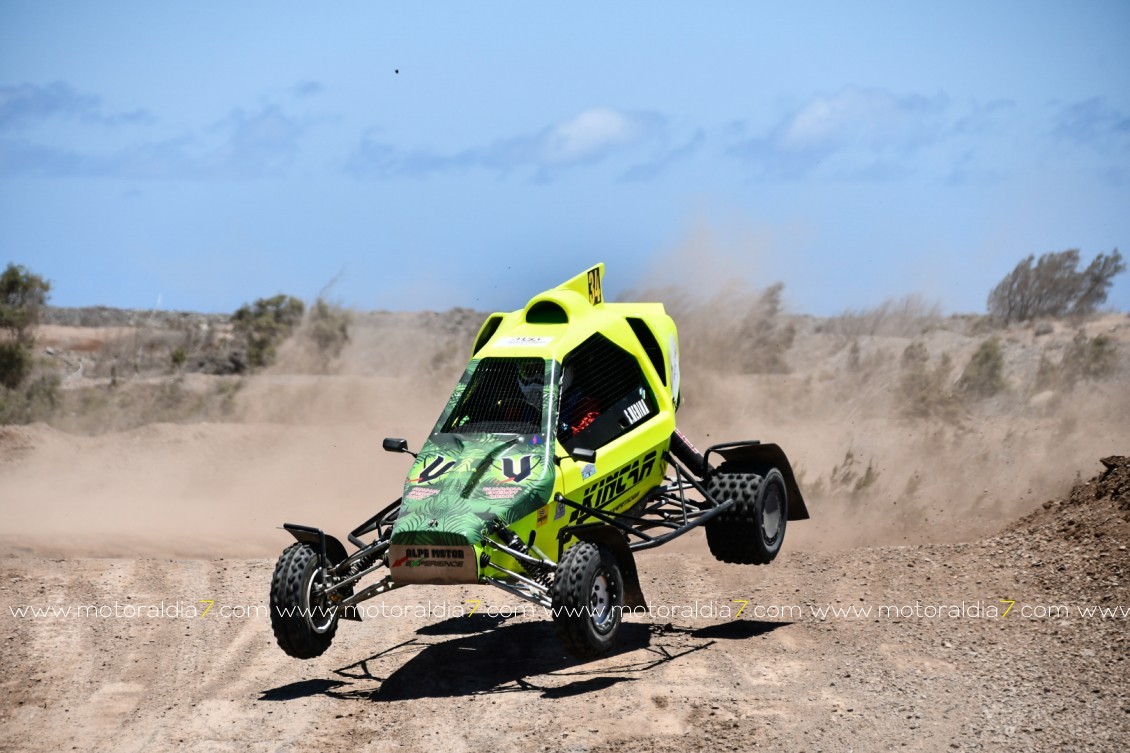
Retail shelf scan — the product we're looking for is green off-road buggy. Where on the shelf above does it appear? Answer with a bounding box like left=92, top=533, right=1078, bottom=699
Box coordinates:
left=270, top=264, right=809, bottom=659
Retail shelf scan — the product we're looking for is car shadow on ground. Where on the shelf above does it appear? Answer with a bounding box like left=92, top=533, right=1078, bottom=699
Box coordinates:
left=260, top=618, right=790, bottom=702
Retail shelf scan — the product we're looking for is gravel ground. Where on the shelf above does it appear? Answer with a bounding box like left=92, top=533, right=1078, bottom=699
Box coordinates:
left=2, top=458, right=1125, bottom=752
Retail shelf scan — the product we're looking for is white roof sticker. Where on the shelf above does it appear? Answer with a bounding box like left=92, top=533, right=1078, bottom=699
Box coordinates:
left=496, top=336, right=554, bottom=347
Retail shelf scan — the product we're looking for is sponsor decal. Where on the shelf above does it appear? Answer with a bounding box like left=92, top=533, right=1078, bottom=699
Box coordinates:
left=587, top=266, right=603, bottom=305
left=482, top=485, right=521, bottom=500
left=392, top=546, right=467, bottom=568
left=536, top=506, right=549, bottom=527
left=497, top=336, right=553, bottom=347
left=390, top=545, right=477, bottom=584
left=581, top=449, right=658, bottom=508
left=414, top=455, right=455, bottom=483
left=581, top=463, right=597, bottom=480
left=502, top=455, right=535, bottom=483
left=674, top=428, right=701, bottom=455
left=554, top=497, right=567, bottom=520
left=405, top=486, right=440, bottom=501
left=623, top=398, right=649, bottom=426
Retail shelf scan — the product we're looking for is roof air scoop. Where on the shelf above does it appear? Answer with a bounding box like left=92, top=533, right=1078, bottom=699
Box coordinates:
left=525, top=300, right=568, bottom=325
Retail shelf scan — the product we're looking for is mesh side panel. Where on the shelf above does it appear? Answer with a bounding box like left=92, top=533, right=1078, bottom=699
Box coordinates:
left=559, top=334, right=655, bottom=449
left=441, top=358, right=545, bottom=435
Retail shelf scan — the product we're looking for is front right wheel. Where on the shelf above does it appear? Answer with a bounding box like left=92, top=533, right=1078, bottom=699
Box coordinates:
left=269, top=542, right=340, bottom=659
left=550, top=541, right=624, bottom=659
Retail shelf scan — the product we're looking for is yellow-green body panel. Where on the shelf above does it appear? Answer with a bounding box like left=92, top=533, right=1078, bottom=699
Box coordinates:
left=389, top=264, right=679, bottom=585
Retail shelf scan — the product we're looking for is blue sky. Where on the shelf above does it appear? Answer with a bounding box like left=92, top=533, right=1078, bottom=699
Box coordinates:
left=2, top=2, right=1128, bottom=315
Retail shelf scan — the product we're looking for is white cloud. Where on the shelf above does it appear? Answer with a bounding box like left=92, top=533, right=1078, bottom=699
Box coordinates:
left=730, top=87, right=956, bottom=179
left=349, top=106, right=666, bottom=181
left=779, top=88, right=946, bottom=152
left=541, top=108, right=646, bottom=164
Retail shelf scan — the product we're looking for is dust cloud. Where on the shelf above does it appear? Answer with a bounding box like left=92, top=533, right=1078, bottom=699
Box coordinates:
left=2, top=269, right=1128, bottom=559
left=632, top=282, right=1130, bottom=552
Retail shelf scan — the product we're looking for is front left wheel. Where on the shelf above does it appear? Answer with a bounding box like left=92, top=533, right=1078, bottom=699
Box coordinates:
left=269, top=542, right=340, bottom=659
left=550, top=541, right=624, bottom=659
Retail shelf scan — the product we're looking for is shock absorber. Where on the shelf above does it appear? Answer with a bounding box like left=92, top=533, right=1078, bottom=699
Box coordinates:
left=670, top=428, right=709, bottom=478
left=493, top=522, right=552, bottom=586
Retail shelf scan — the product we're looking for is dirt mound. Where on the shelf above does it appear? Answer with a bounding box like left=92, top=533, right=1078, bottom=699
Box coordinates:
left=1010, top=454, right=1130, bottom=535
left=1072, top=455, right=1130, bottom=510
left=993, top=456, right=1130, bottom=611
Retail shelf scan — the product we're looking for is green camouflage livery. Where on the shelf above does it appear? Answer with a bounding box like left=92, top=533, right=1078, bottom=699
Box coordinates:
left=390, top=358, right=557, bottom=548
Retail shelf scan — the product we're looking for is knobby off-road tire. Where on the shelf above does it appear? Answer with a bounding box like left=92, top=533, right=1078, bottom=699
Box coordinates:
left=550, top=541, right=624, bottom=659
left=704, top=466, right=787, bottom=565
left=269, top=542, right=340, bottom=659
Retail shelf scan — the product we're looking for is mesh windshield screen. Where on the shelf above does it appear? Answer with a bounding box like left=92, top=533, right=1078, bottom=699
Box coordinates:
left=441, top=358, right=545, bottom=435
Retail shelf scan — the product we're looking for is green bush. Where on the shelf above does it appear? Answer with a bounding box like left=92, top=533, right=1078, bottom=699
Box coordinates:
left=0, top=263, right=51, bottom=393
left=232, top=294, right=305, bottom=370
left=0, top=341, right=31, bottom=390
left=1, top=263, right=51, bottom=346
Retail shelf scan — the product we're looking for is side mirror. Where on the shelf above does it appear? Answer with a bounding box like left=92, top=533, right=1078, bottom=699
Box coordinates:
left=383, top=438, right=416, bottom=457
left=570, top=447, right=597, bottom=463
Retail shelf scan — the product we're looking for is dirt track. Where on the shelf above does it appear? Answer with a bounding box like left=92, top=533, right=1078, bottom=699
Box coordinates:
left=2, top=456, right=1127, bottom=752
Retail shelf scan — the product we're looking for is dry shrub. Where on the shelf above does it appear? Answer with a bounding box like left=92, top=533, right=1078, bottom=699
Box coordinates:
left=820, top=294, right=943, bottom=338
left=303, top=299, right=351, bottom=359
left=843, top=340, right=894, bottom=381
left=956, top=338, right=1007, bottom=398
left=1035, top=331, right=1120, bottom=391
left=89, top=329, right=191, bottom=378
left=52, top=377, right=243, bottom=435
left=0, top=373, right=61, bottom=424
left=1035, top=352, right=1059, bottom=392
left=267, top=299, right=353, bottom=374
left=897, top=341, right=960, bottom=420
left=1064, top=332, right=1118, bottom=382
left=827, top=448, right=880, bottom=498
left=630, top=281, right=795, bottom=375
left=1062, top=331, right=1118, bottom=384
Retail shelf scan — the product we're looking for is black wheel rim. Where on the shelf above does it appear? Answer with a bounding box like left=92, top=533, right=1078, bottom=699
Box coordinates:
left=761, top=484, right=783, bottom=543
left=303, top=567, right=337, bottom=634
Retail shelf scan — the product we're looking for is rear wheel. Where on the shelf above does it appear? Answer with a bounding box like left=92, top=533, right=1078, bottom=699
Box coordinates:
left=550, top=541, right=624, bottom=658
left=269, top=542, right=340, bottom=659
left=704, top=466, right=787, bottom=565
